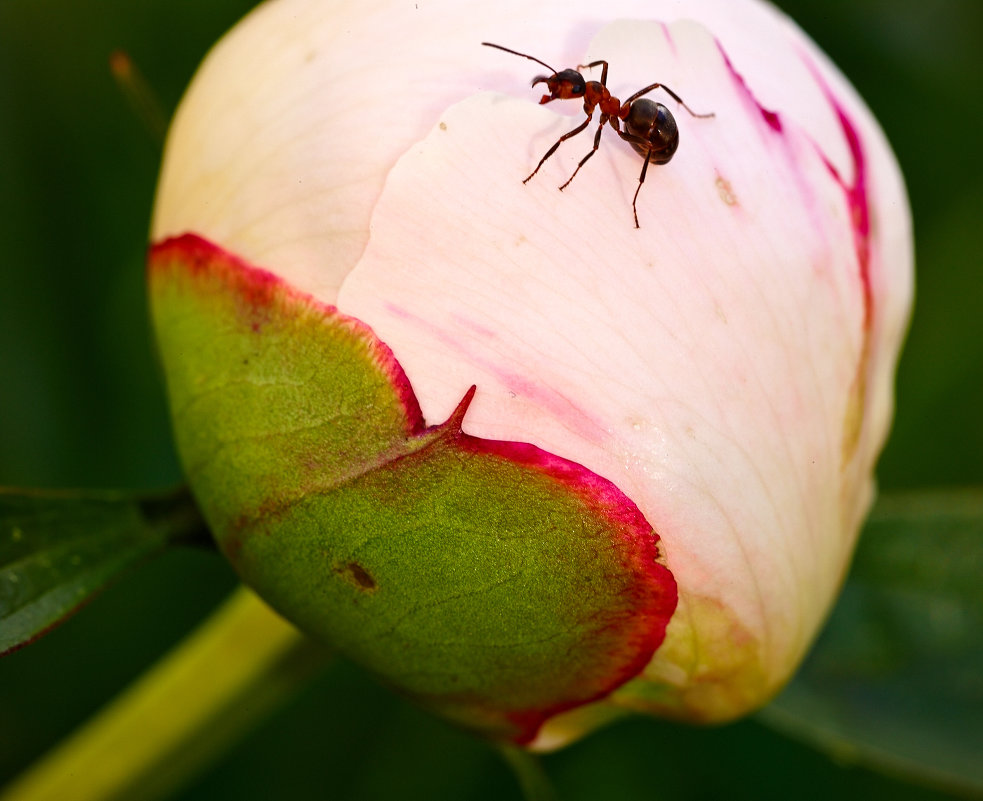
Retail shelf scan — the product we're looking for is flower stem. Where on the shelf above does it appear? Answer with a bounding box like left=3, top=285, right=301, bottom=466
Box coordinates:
left=496, top=744, right=558, bottom=801
left=1, top=587, right=328, bottom=801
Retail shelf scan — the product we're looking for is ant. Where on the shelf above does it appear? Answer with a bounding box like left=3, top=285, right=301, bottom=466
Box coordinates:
left=483, top=42, right=714, bottom=228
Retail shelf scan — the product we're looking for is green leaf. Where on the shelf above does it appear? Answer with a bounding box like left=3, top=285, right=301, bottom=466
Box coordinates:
left=0, top=486, right=208, bottom=656
left=760, top=488, right=983, bottom=796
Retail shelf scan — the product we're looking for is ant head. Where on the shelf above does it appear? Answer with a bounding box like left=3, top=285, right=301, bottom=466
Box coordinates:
left=531, top=69, right=586, bottom=104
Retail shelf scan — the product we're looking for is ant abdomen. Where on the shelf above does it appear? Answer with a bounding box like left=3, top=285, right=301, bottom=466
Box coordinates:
left=625, top=100, right=679, bottom=165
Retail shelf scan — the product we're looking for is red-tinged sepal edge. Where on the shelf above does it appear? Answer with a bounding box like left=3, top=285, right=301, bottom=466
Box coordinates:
left=148, top=234, right=676, bottom=743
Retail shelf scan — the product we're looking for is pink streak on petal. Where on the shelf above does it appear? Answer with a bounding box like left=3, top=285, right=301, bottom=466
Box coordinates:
left=383, top=302, right=612, bottom=448
left=717, top=41, right=783, bottom=134
left=719, top=40, right=871, bottom=322
left=659, top=21, right=678, bottom=58
left=716, top=40, right=837, bottom=253
left=449, top=312, right=500, bottom=341
left=805, top=63, right=873, bottom=333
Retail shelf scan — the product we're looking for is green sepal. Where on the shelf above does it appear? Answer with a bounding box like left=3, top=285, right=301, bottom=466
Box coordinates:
left=148, top=235, right=676, bottom=742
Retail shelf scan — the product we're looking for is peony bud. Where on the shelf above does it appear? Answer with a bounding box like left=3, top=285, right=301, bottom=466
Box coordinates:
left=148, top=0, right=912, bottom=748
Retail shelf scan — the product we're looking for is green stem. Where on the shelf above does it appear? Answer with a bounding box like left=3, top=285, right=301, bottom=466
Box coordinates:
left=1, top=587, right=328, bottom=801
left=497, top=744, right=558, bottom=801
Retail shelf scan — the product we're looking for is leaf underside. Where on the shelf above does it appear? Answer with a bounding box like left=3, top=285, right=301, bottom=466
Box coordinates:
left=762, top=488, right=983, bottom=796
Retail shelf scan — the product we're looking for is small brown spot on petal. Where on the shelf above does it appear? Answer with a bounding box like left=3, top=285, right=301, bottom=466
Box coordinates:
left=716, top=176, right=738, bottom=206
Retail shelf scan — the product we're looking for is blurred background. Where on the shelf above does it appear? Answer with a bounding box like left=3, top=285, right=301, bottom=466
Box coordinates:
left=1, top=1, right=980, bottom=799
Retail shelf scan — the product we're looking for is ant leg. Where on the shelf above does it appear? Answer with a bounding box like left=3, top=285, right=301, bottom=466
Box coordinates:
left=559, top=116, right=608, bottom=191
left=624, top=83, right=714, bottom=118
left=613, top=129, right=656, bottom=228
left=631, top=156, right=651, bottom=229
left=614, top=128, right=653, bottom=151
left=577, top=59, right=609, bottom=86
left=523, top=114, right=592, bottom=184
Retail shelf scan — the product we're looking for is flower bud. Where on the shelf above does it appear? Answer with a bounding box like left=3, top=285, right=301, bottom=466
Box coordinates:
left=149, top=0, right=912, bottom=747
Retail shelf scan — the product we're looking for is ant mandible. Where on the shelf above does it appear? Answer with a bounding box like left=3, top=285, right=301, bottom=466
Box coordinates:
left=482, top=42, right=714, bottom=228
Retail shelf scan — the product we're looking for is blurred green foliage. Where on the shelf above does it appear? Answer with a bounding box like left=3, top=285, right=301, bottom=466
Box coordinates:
left=1, top=1, right=981, bottom=799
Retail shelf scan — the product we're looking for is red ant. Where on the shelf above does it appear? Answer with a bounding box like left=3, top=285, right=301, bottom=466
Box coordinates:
left=483, top=42, right=714, bottom=228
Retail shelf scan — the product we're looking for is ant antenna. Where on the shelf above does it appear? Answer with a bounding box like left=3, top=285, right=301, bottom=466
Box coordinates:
left=482, top=42, right=557, bottom=75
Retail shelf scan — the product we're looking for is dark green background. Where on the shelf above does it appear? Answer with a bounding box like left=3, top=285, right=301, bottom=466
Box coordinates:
left=1, top=1, right=980, bottom=799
